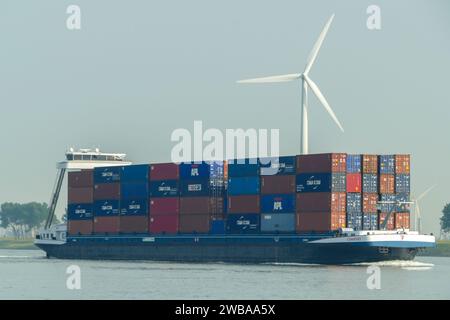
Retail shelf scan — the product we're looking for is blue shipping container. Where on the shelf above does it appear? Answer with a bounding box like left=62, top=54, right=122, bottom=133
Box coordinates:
left=362, top=174, right=378, bottom=193
left=120, top=164, right=149, bottom=182
left=94, top=200, right=120, bottom=216
left=68, top=204, right=93, bottom=220
left=346, top=155, right=361, bottom=173
left=395, top=174, right=410, bottom=193
left=149, top=180, right=179, bottom=197
left=347, top=193, right=362, bottom=212
left=120, top=199, right=148, bottom=216
left=228, top=158, right=260, bottom=177
left=259, top=156, right=296, bottom=176
left=180, top=179, right=211, bottom=197
left=179, top=162, right=211, bottom=179
left=209, top=161, right=225, bottom=179
left=396, top=193, right=411, bottom=212
left=379, top=155, right=395, bottom=174
left=260, top=213, right=295, bottom=232
left=347, top=212, right=363, bottom=230
left=296, top=173, right=331, bottom=193
left=121, top=182, right=148, bottom=199
left=260, top=194, right=295, bottom=213
left=363, top=213, right=378, bottom=230
left=227, top=177, right=260, bottom=195
left=210, top=220, right=226, bottom=234
left=379, top=194, right=396, bottom=212
left=94, top=166, right=121, bottom=183
left=332, top=173, right=346, bottom=192
left=226, top=214, right=260, bottom=234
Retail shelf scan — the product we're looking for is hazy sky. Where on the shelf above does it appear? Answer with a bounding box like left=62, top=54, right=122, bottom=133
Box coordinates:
left=0, top=1, right=449, bottom=235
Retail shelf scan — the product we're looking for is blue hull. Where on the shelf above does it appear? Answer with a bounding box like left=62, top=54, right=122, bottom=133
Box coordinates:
left=36, top=234, right=419, bottom=265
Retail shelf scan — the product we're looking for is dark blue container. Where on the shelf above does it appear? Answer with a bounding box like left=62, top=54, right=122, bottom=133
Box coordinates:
left=180, top=179, right=211, bottom=197
left=121, top=182, right=148, bottom=199
left=210, top=220, right=226, bottom=234
left=94, top=166, right=121, bottom=183
left=260, top=194, right=295, bottom=213
left=363, top=213, right=378, bottom=230
left=208, top=161, right=225, bottom=179
left=332, top=173, right=346, bottom=192
left=260, top=213, right=295, bottom=232
left=379, top=155, right=395, bottom=174
left=149, top=180, right=179, bottom=197
left=226, top=214, right=260, bottom=234
left=346, top=154, right=361, bottom=173
left=395, top=174, right=410, bottom=193
left=379, top=194, right=396, bottom=212
left=228, top=158, right=260, bottom=177
left=67, top=204, right=93, bottom=220
left=120, top=199, right=148, bottom=216
left=362, top=174, right=378, bottom=193
left=259, top=156, right=296, bottom=176
left=347, top=193, right=362, bottom=212
left=179, top=162, right=211, bottom=180
left=94, top=200, right=120, bottom=216
left=227, top=177, right=260, bottom=195
left=347, top=212, right=363, bottom=230
left=120, top=164, right=149, bottom=182
left=296, top=173, right=331, bottom=193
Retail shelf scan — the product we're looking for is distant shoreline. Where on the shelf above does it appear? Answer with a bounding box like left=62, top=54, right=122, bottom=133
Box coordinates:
left=2, top=238, right=450, bottom=257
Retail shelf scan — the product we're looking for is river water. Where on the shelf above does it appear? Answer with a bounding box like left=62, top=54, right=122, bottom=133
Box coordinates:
left=0, top=249, right=449, bottom=299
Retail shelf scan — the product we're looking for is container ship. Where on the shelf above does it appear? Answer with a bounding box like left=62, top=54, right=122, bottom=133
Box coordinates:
left=34, top=149, right=435, bottom=264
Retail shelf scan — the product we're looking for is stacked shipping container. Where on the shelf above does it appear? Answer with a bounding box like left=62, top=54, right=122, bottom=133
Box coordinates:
left=66, top=153, right=411, bottom=236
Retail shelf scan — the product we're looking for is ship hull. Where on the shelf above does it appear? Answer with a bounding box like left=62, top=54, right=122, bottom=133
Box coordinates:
left=35, top=235, right=420, bottom=265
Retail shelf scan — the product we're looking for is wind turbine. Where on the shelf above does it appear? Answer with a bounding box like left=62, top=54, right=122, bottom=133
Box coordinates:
left=237, top=14, right=343, bottom=155
left=413, top=185, right=436, bottom=233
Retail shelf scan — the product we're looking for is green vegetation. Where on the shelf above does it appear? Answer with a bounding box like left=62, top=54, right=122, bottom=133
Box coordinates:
left=0, top=238, right=37, bottom=250
left=441, top=203, right=450, bottom=233
left=0, top=202, right=51, bottom=239
left=418, top=240, right=450, bottom=257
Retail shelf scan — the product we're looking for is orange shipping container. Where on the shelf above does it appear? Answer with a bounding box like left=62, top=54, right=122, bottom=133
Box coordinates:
left=296, top=211, right=346, bottom=232
left=395, top=154, right=410, bottom=174
left=120, top=216, right=148, bottom=233
left=362, top=155, right=378, bottom=174
left=68, top=187, right=93, bottom=204
left=379, top=174, right=395, bottom=194
left=395, top=212, right=410, bottom=229
left=93, top=216, right=120, bottom=234
left=68, top=220, right=93, bottom=235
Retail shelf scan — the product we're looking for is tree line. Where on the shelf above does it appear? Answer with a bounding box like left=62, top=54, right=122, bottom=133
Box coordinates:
left=0, top=202, right=50, bottom=239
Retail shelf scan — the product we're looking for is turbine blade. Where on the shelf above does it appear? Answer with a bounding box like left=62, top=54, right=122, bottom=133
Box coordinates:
left=417, top=185, right=437, bottom=201
left=237, top=73, right=301, bottom=83
left=304, top=75, right=344, bottom=132
left=304, top=14, right=335, bottom=75
left=416, top=201, right=421, bottom=219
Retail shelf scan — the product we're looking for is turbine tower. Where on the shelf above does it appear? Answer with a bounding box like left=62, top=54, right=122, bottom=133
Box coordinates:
left=237, top=14, right=343, bottom=154
left=413, top=185, right=436, bottom=234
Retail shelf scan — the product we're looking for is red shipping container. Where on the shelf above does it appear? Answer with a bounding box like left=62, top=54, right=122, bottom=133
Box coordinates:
left=296, top=192, right=346, bottom=213
left=346, top=173, right=361, bottom=193
left=68, top=187, right=93, bottom=204
left=395, top=154, right=410, bottom=174
left=94, top=183, right=121, bottom=200
left=180, top=197, right=224, bottom=215
left=395, top=212, right=410, bottom=229
left=68, top=170, right=93, bottom=188
left=379, top=174, right=395, bottom=194
left=68, top=220, right=93, bottom=235
left=150, top=163, right=179, bottom=181
left=260, top=175, right=296, bottom=194
left=150, top=197, right=180, bottom=215
left=362, top=193, right=378, bottom=213
left=296, top=211, right=345, bottom=232
left=120, top=216, right=148, bottom=233
left=228, top=195, right=260, bottom=214
left=149, top=214, right=178, bottom=234
left=296, top=153, right=346, bottom=173
left=379, top=213, right=395, bottom=230
left=93, top=216, right=120, bottom=234
left=179, top=214, right=210, bottom=233
left=362, top=155, right=378, bottom=174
